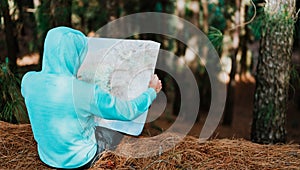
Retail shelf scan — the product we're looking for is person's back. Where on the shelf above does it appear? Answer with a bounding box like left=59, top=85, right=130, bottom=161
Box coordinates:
left=21, top=27, right=161, bottom=169
left=22, top=74, right=97, bottom=168
left=21, top=27, right=99, bottom=168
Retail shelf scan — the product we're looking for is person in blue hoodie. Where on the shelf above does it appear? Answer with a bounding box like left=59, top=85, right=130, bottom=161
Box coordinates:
left=21, top=27, right=162, bottom=169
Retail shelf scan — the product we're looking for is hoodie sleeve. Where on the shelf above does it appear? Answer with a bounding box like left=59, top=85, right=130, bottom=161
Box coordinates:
left=91, top=85, right=157, bottom=121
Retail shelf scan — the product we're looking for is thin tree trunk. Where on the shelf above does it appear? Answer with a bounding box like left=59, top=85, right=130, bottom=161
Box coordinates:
left=15, top=0, right=37, bottom=53
left=238, top=2, right=249, bottom=76
left=251, top=0, right=295, bottom=144
left=239, top=27, right=249, bottom=76
left=37, top=0, right=52, bottom=69
left=172, top=0, right=185, bottom=116
left=200, top=0, right=208, bottom=34
left=0, top=0, right=19, bottom=72
left=222, top=0, right=241, bottom=125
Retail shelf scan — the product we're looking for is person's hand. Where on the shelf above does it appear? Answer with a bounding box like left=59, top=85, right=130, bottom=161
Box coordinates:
left=149, top=74, right=162, bottom=93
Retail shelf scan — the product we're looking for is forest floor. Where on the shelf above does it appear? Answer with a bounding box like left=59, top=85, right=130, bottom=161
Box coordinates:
left=1, top=77, right=300, bottom=169
left=143, top=75, right=300, bottom=144
left=1, top=121, right=300, bottom=169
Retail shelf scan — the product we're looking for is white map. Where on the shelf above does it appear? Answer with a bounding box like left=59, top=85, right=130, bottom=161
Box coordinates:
left=77, top=37, right=160, bottom=136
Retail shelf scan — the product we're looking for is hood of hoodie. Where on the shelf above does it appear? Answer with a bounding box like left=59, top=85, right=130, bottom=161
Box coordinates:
left=41, top=27, right=87, bottom=76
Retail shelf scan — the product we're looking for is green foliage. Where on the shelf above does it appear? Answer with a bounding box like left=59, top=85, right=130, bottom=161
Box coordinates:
left=208, top=2, right=226, bottom=31
left=72, top=0, right=108, bottom=33
left=207, top=27, right=223, bottom=54
left=248, top=13, right=263, bottom=40
left=257, top=102, right=275, bottom=122
left=122, top=0, right=140, bottom=14
left=264, top=1, right=296, bottom=27
left=247, top=1, right=264, bottom=40
left=28, top=40, right=35, bottom=53
left=290, top=65, right=300, bottom=96
left=184, top=0, right=194, bottom=18
left=0, top=59, right=29, bottom=124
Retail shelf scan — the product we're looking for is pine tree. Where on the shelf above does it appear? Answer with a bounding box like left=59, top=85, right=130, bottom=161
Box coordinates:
left=251, top=0, right=296, bottom=144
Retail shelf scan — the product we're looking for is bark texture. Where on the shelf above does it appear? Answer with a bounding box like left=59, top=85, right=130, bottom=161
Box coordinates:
left=251, top=0, right=295, bottom=144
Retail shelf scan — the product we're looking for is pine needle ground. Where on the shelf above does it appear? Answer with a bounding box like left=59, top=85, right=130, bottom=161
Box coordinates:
left=1, top=121, right=299, bottom=170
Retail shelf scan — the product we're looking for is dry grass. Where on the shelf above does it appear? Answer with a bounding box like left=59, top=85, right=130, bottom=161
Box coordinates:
left=1, top=121, right=300, bottom=170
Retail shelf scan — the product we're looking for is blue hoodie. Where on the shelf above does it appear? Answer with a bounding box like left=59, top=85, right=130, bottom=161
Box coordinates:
left=21, top=27, right=156, bottom=168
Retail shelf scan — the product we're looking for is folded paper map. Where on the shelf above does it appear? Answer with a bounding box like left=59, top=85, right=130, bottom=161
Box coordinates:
left=77, top=37, right=160, bottom=135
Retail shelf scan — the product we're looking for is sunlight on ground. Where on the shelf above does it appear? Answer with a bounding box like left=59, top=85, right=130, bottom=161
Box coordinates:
left=218, top=71, right=255, bottom=85
left=235, top=72, right=255, bottom=83
left=17, top=53, right=40, bottom=66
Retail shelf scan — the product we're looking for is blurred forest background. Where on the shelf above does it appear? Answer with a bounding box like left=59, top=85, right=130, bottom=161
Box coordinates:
left=0, top=0, right=300, bottom=144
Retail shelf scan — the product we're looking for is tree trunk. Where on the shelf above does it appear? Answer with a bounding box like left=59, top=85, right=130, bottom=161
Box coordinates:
left=15, top=0, right=37, bottom=53
left=222, top=0, right=241, bottom=125
left=200, top=0, right=208, bottom=34
left=251, top=0, right=295, bottom=144
left=0, top=0, right=19, bottom=72
left=238, top=2, right=249, bottom=76
left=37, top=0, right=52, bottom=69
